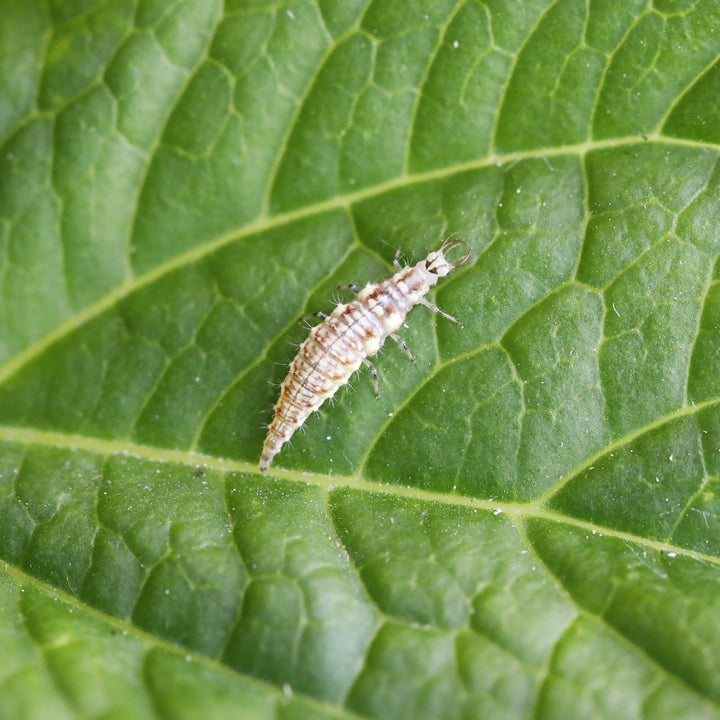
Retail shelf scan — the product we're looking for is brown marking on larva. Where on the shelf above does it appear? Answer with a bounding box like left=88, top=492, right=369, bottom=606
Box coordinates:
left=278, top=389, right=307, bottom=409
left=362, top=286, right=385, bottom=303
left=327, top=318, right=363, bottom=356
left=335, top=310, right=367, bottom=349
left=377, top=296, right=398, bottom=320
left=259, top=239, right=471, bottom=472
left=276, top=404, right=303, bottom=425
left=335, top=305, right=372, bottom=341
left=313, top=333, right=359, bottom=367
left=307, top=352, right=350, bottom=383
left=312, top=361, right=347, bottom=384
left=288, top=385, right=316, bottom=407
left=353, top=318, right=380, bottom=341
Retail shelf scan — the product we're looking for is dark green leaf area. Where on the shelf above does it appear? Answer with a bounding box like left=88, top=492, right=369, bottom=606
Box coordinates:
left=103, top=33, right=189, bottom=151
left=0, top=442, right=32, bottom=562
left=689, top=278, right=720, bottom=404
left=503, top=285, right=607, bottom=500
left=600, top=242, right=705, bottom=437
left=273, top=4, right=461, bottom=210
left=102, top=458, right=244, bottom=655
left=668, top=407, right=720, bottom=556
left=351, top=167, right=502, bottom=283
left=0, top=446, right=246, bottom=653
left=664, top=60, right=720, bottom=144
left=495, top=0, right=605, bottom=151
left=132, top=4, right=331, bottom=273
left=6, top=577, right=153, bottom=719
left=6, top=445, right=102, bottom=589
left=698, top=405, right=720, bottom=480
left=1, top=575, right=311, bottom=719
left=0, top=264, right=208, bottom=439
left=535, top=616, right=717, bottom=720
left=331, top=490, right=574, bottom=719
left=39, top=0, right=133, bottom=110
left=353, top=156, right=585, bottom=355
left=223, top=479, right=378, bottom=701
left=529, top=519, right=720, bottom=707
left=592, top=2, right=720, bottom=140
left=578, top=144, right=720, bottom=437
left=364, top=349, right=521, bottom=497
left=579, top=145, right=719, bottom=289
left=79, top=527, right=146, bottom=620
left=0, top=215, right=350, bottom=455
left=270, top=33, right=376, bottom=212
left=0, top=120, right=71, bottom=362
left=54, top=86, right=146, bottom=308
left=461, top=156, right=585, bottom=350
left=409, top=0, right=509, bottom=171
left=346, top=621, right=533, bottom=720
left=332, top=491, right=574, bottom=658
left=548, top=416, right=704, bottom=541
left=161, top=62, right=233, bottom=156
left=0, top=2, right=46, bottom=137
left=676, top=160, right=720, bottom=260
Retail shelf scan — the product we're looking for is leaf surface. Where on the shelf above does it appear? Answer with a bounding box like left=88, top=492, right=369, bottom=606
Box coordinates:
left=1, top=1, right=720, bottom=719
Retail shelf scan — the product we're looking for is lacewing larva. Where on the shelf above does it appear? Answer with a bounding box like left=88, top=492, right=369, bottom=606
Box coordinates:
left=259, top=239, right=471, bottom=472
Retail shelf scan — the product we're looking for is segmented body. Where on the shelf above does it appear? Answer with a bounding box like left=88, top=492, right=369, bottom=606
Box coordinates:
left=259, top=240, right=471, bottom=472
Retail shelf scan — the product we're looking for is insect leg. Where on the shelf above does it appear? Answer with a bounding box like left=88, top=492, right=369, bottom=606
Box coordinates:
left=393, top=247, right=402, bottom=271
left=419, top=298, right=463, bottom=328
left=389, top=333, right=415, bottom=362
left=362, top=358, right=380, bottom=398
left=299, top=311, right=328, bottom=324
left=337, top=283, right=359, bottom=295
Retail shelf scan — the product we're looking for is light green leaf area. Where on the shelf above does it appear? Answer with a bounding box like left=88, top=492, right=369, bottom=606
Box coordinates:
left=2, top=1, right=720, bottom=719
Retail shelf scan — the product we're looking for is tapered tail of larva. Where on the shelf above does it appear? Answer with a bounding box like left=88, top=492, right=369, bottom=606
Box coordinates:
left=260, top=402, right=303, bottom=470
left=258, top=454, right=272, bottom=473
left=259, top=429, right=286, bottom=472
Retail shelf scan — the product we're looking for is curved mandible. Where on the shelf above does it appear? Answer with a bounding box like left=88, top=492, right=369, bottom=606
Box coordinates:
left=437, top=237, right=472, bottom=269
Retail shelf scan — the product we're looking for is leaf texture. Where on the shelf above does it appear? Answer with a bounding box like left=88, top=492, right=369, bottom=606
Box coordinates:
left=1, top=1, right=720, bottom=718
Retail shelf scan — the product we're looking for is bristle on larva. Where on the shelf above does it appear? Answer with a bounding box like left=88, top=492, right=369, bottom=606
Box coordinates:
left=259, top=239, right=471, bottom=472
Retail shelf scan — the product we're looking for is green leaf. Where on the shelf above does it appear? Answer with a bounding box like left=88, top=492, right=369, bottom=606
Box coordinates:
left=1, top=1, right=720, bottom=718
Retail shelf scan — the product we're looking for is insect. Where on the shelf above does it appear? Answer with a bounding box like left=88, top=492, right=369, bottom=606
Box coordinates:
left=259, top=239, right=471, bottom=472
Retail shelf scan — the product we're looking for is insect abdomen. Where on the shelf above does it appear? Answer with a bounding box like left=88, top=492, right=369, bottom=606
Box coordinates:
left=259, top=300, right=378, bottom=472
left=259, top=239, right=471, bottom=472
